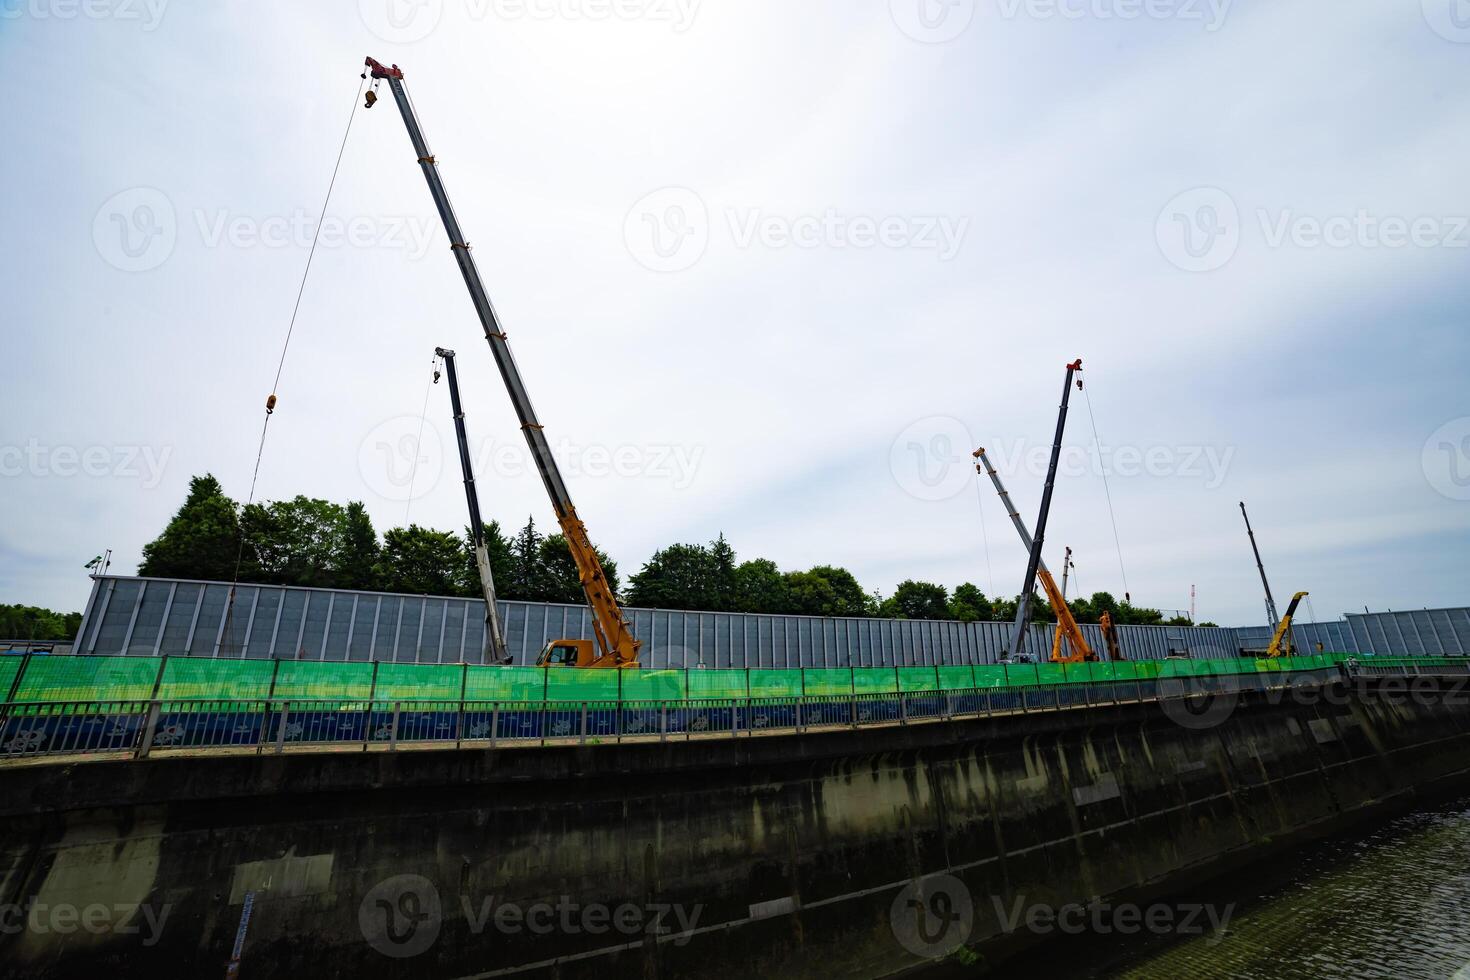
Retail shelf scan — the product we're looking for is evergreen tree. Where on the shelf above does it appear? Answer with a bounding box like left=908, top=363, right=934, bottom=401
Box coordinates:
left=138, top=474, right=241, bottom=581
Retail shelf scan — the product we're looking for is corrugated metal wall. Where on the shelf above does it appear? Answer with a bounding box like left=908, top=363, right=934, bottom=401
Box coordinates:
left=72, top=576, right=1470, bottom=667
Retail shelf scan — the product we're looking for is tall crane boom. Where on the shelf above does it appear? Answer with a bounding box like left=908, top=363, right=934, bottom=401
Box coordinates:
left=434, top=348, right=509, bottom=664
left=1000, top=359, right=1088, bottom=660
left=366, top=58, right=640, bottom=668
left=1239, top=501, right=1280, bottom=627
left=973, top=441, right=1096, bottom=663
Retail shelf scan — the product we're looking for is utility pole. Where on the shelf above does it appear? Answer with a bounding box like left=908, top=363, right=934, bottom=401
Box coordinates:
left=1239, top=501, right=1280, bottom=626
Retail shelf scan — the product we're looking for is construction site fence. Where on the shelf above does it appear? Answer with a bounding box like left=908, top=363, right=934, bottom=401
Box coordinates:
left=1, top=664, right=1378, bottom=761
left=0, top=650, right=1422, bottom=708
left=74, top=576, right=1470, bottom=669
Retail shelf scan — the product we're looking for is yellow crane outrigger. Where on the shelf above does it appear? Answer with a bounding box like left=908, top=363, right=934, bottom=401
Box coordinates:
left=365, top=58, right=640, bottom=668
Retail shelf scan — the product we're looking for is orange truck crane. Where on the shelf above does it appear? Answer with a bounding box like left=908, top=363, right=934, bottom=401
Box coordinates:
left=364, top=58, right=640, bottom=668
left=973, top=444, right=1097, bottom=663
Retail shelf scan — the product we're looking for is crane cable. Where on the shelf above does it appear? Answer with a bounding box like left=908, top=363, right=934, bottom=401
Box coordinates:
left=402, top=358, right=437, bottom=527
left=1080, top=372, right=1132, bottom=604
left=972, top=470, right=997, bottom=596
left=220, top=72, right=367, bottom=651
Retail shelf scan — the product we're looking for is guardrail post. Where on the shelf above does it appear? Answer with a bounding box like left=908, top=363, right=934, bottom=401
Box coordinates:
left=389, top=701, right=401, bottom=751
left=850, top=697, right=859, bottom=729
left=660, top=703, right=668, bottom=743
left=136, top=700, right=162, bottom=759
left=795, top=699, right=803, bottom=734
left=490, top=702, right=499, bottom=747
left=274, top=702, right=288, bottom=755
left=899, top=693, right=908, bottom=725
left=580, top=702, right=588, bottom=745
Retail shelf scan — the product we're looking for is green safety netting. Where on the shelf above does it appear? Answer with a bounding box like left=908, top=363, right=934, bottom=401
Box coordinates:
left=159, top=659, right=275, bottom=700
left=271, top=662, right=374, bottom=701
left=0, top=651, right=1431, bottom=708
left=374, top=663, right=464, bottom=702
left=14, top=656, right=163, bottom=702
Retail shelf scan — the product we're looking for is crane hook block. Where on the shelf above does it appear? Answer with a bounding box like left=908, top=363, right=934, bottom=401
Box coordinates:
left=265, top=393, right=278, bottom=414
left=364, top=89, right=378, bottom=109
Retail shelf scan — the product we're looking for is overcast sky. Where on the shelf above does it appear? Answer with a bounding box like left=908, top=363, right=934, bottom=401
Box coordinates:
left=2, top=0, right=1467, bottom=627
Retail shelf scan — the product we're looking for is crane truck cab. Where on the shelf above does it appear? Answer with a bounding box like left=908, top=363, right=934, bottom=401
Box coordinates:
left=536, top=639, right=635, bottom=668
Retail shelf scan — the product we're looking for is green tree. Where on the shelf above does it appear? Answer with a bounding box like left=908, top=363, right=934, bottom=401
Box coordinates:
left=376, top=525, right=467, bottom=596
left=333, top=502, right=381, bottom=590
left=537, top=533, right=620, bottom=604
left=627, top=543, right=715, bottom=610
left=507, top=517, right=548, bottom=600
left=240, top=496, right=351, bottom=588
left=0, top=604, right=82, bottom=641
left=708, top=534, right=738, bottom=611
left=139, top=474, right=241, bottom=581
left=733, top=558, right=789, bottom=613
left=882, top=580, right=950, bottom=620
left=784, top=565, right=870, bottom=617
left=947, top=583, right=991, bottom=622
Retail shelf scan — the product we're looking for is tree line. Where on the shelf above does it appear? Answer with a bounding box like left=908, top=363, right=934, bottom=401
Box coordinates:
left=137, top=474, right=1185, bottom=625
left=1, top=604, right=83, bottom=642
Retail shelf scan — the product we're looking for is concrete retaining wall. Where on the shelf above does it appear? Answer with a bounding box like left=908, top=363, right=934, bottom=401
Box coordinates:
left=2, top=678, right=1469, bottom=978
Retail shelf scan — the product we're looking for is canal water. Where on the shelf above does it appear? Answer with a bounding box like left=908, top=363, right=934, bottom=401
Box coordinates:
left=988, top=795, right=1470, bottom=979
